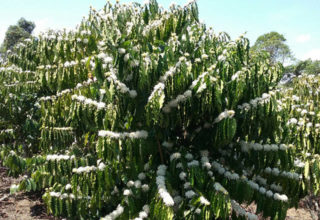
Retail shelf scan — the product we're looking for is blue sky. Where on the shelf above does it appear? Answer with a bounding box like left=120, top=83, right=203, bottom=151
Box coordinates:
left=0, top=0, right=319, bottom=61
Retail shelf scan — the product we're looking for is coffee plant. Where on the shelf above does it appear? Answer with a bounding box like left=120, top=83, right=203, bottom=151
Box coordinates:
left=0, top=0, right=317, bottom=219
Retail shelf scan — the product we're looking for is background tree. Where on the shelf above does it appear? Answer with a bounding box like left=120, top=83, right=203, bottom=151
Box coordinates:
left=251, top=31, right=292, bottom=64
left=284, top=59, right=320, bottom=75
left=1, top=18, right=35, bottom=52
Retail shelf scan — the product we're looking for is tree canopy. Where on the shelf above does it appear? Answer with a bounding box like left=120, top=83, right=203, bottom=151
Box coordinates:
left=1, top=17, right=35, bottom=52
left=285, top=59, right=320, bottom=75
left=251, top=31, right=292, bottom=64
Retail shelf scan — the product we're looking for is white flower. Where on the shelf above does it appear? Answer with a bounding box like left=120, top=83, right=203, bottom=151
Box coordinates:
left=195, top=208, right=201, bottom=214
left=301, top=109, right=308, bottom=116
left=184, top=182, right=191, bottom=189
left=162, top=141, right=174, bottom=148
left=129, top=90, right=137, bottom=98
left=100, top=89, right=106, bottom=95
left=123, top=189, right=132, bottom=196
left=201, top=54, right=208, bottom=59
left=265, top=167, right=272, bottom=174
left=142, top=184, right=149, bottom=192
left=124, top=53, right=130, bottom=62
left=266, top=190, right=273, bottom=198
left=231, top=71, right=241, bottom=81
left=97, top=102, right=106, bottom=110
left=139, top=211, right=148, bottom=219
left=279, top=144, right=287, bottom=150
left=272, top=168, right=280, bottom=176
left=185, top=190, right=196, bottom=198
left=98, top=162, right=106, bottom=171
left=143, top=205, right=150, bottom=214
left=127, top=180, right=134, bottom=187
left=214, top=182, right=225, bottom=192
left=138, top=173, right=146, bottom=180
left=10, top=184, right=19, bottom=192
left=134, top=180, right=142, bottom=188
left=144, top=163, right=150, bottom=171
left=274, top=193, right=288, bottom=202
left=176, top=162, right=183, bottom=169
left=195, top=58, right=201, bottom=63
left=218, top=54, right=226, bottom=61
left=159, top=188, right=174, bottom=206
left=65, top=184, right=72, bottom=190
left=259, top=187, right=266, bottom=194
left=104, top=56, right=113, bottom=64
left=200, top=196, right=210, bottom=205
left=170, top=152, right=181, bottom=161
left=118, top=48, right=126, bottom=54
left=179, top=172, right=187, bottom=180
left=185, top=153, right=193, bottom=160
left=288, top=118, right=298, bottom=125
left=187, top=160, right=199, bottom=167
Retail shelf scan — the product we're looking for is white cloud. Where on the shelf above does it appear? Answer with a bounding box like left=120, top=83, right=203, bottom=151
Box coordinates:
left=296, top=34, right=311, bottom=43
left=301, top=49, right=320, bottom=61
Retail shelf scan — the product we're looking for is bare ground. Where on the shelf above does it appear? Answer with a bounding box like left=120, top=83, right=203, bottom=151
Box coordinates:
left=0, top=167, right=58, bottom=220
left=0, top=166, right=319, bottom=220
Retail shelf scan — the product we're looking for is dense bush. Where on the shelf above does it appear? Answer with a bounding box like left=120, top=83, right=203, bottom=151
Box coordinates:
left=1, top=1, right=318, bottom=219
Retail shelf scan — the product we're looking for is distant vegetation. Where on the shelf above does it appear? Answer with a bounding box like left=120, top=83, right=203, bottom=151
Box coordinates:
left=0, top=17, right=35, bottom=55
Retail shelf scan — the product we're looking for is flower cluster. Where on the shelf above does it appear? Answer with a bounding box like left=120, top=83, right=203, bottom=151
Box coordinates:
left=0, top=65, right=35, bottom=74
left=42, top=127, right=74, bottom=131
left=98, top=130, right=148, bottom=139
left=162, top=141, right=174, bottom=148
left=213, top=109, right=235, bottom=124
left=162, top=90, right=192, bottom=113
left=72, top=165, right=99, bottom=174
left=246, top=179, right=288, bottom=202
left=156, top=165, right=174, bottom=206
left=106, top=71, right=137, bottom=98
left=4, top=81, right=37, bottom=88
left=238, top=92, right=273, bottom=111
left=240, top=140, right=288, bottom=152
left=46, top=154, right=75, bottom=161
left=231, top=200, right=258, bottom=220
left=72, top=94, right=107, bottom=110
left=264, top=167, right=300, bottom=180
left=38, top=77, right=97, bottom=102
left=49, top=191, right=91, bottom=200
left=253, top=175, right=282, bottom=192
left=147, top=82, right=165, bottom=102
left=133, top=205, right=150, bottom=220
left=101, top=205, right=124, bottom=220
left=0, top=129, right=14, bottom=134
left=211, top=161, right=240, bottom=180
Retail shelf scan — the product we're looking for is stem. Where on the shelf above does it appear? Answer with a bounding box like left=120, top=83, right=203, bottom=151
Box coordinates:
left=156, top=137, right=164, bottom=164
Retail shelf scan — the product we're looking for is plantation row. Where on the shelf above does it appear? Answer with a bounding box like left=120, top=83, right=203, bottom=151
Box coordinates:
left=0, top=1, right=319, bottom=219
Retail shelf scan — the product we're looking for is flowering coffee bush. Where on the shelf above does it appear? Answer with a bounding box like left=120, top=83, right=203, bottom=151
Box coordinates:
left=276, top=73, right=320, bottom=195
left=0, top=0, right=312, bottom=219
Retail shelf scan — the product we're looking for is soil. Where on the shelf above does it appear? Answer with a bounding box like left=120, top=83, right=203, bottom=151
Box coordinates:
left=0, top=167, right=58, bottom=220
left=0, top=166, right=319, bottom=220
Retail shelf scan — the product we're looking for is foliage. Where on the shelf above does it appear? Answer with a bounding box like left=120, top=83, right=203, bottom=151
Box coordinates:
left=285, top=59, right=320, bottom=75
left=277, top=73, right=320, bottom=195
left=251, top=32, right=292, bottom=64
left=1, top=17, right=35, bottom=52
left=0, top=1, right=317, bottom=220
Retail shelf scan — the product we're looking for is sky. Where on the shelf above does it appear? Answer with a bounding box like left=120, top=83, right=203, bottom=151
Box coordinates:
left=0, top=0, right=319, bottom=61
